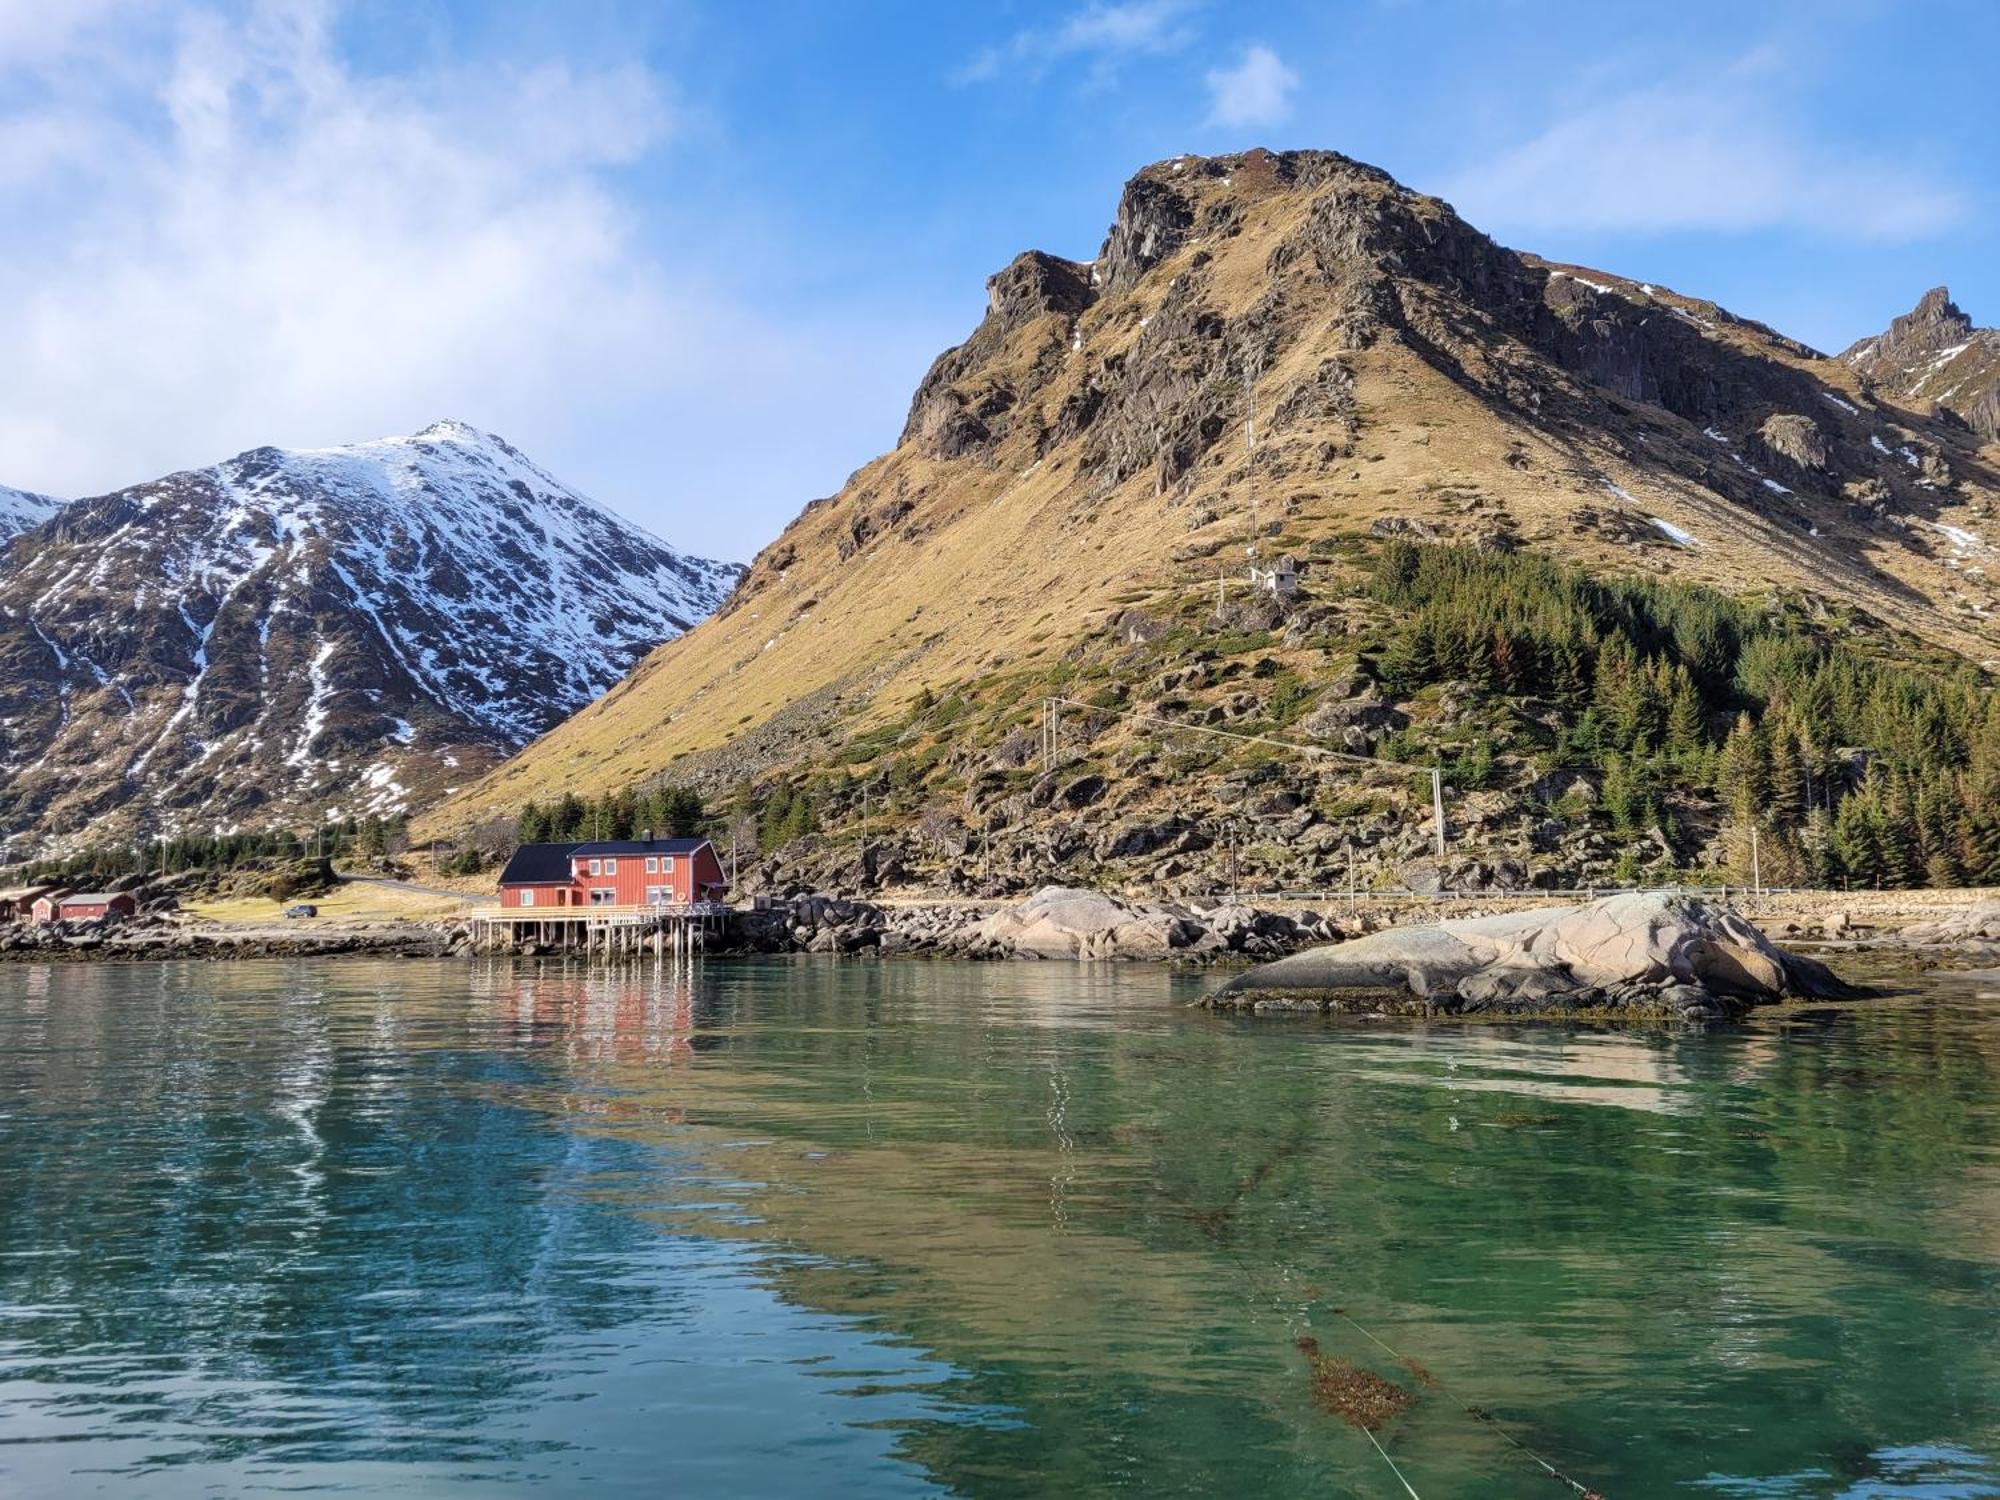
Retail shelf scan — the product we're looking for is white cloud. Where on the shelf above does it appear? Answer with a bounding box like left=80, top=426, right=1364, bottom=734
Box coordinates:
left=1203, top=44, right=1298, bottom=130
left=1440, top=68, right=1965, bottom=243
left=0, top=0, right=931, bottom=561
left=956, top=0, right=1200, bottom=84
left=0, top=0, right=144, bottom=69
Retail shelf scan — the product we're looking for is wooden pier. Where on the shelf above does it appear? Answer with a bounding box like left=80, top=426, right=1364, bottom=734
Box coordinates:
left=471, top=900, right=731, bottom=959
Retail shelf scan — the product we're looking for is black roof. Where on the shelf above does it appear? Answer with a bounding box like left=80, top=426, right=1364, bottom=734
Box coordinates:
left=497, top=843, right=578, bottom=885
left=570, top=838, right=712, bottom=857
left=497, top=838, right=713, bottom=884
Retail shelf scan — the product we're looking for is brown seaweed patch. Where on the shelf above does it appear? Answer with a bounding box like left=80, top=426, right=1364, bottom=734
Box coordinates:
left=1399, top=1355, right=1441, bottom=1390
left=1296, top=1337, right=1415, bottom=1430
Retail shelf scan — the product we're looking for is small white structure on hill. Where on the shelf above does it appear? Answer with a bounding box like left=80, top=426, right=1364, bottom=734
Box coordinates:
left=1248, top=553, right=1299, bottom=599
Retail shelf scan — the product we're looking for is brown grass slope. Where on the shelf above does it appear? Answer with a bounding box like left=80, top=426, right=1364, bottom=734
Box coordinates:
left=419, top=148, right=2000, bottom=839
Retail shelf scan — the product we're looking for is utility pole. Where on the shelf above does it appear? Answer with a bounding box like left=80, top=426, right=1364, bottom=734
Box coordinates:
left=1431, top=768, right=1446, bottom=858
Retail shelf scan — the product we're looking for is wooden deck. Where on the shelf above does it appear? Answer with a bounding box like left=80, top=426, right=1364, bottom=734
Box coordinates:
left=471, top=900, right=731, bottom=958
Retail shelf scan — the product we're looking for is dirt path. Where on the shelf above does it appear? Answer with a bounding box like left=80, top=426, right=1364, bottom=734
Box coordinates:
left=336, top=871, right=476, bottom=905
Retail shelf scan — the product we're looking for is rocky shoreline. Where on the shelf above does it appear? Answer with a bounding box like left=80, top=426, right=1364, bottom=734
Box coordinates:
left=0, top=921, right=455, bottom=963
left=4, top=889, right=1986, bottom=1025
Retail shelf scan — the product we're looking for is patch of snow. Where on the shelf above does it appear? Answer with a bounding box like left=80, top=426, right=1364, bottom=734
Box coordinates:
left=1551, top=269, right=1619, bottom=296
left=286, top=640, right=339, bottom=770
left=1820, top=392, right=1858, bottom=415
left=1648, top=517, right=1700, bottom=548
left=1761, top=478, right=1792, bottom=495
left=1702, top=426, right=1729, bottom=444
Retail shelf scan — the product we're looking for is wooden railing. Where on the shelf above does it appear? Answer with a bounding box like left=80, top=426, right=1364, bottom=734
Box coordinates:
left=476, top=900, right=729, bottom=921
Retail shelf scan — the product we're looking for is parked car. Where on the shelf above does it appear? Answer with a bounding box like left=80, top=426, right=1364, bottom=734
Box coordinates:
left=284, top=904, right=318, bottom=919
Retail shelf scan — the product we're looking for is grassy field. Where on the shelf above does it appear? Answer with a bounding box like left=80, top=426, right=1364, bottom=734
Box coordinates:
left=181, top=882, right=471, bottom=927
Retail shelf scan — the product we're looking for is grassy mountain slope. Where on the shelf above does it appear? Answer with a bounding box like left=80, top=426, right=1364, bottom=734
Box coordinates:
left=419, top=149, right=2000, bottom=891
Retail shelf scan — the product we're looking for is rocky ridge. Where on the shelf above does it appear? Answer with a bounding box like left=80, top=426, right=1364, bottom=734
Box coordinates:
left=1844, top=287, right=2000, bottom=443
left=0, top=484, right=61, bottom=541
left=0, top=422, right=742, bottom=849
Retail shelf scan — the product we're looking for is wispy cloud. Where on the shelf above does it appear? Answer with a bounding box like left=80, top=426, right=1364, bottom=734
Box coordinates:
left=0, top=0, right=933, bottom=557
left=1440, top=60, right=1965, bottom=243
left=1204, top=44, right=1297, bottom=129
left=955, top=0, right=1201, bottom=85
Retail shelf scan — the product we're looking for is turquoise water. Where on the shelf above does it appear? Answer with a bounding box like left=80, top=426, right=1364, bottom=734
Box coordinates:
left=0, top=957, right=1996, bottom=1497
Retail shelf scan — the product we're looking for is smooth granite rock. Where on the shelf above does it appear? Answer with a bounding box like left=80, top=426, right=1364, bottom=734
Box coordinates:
left=1208, top=892, right=1862, bottom=1017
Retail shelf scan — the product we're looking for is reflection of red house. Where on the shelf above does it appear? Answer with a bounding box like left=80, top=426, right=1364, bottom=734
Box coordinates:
left=497, top=838, right=727, bottom=910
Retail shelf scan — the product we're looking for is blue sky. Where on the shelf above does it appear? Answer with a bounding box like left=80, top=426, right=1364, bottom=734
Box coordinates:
left=0, top=0, right=1993, bottom=561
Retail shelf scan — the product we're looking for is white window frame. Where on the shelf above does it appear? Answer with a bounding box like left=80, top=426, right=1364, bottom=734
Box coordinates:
left=645, top=856, right=658, bottom=873
left=605, top=858, right=617, bottom=874
left=589, top=858, right=602, bottom=876
left=521, top=889, right=536, bottom=907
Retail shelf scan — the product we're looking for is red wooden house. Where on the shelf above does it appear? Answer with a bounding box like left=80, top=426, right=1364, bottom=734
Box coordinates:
left=497, top=837, right=727, bottom=910
left=35, top=891, right=135, bottom=924
left=28, top=889, right=76, bottom=923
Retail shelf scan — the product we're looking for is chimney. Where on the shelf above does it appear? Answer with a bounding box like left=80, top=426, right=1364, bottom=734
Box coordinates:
left=642, top=828, right=653, bottom=842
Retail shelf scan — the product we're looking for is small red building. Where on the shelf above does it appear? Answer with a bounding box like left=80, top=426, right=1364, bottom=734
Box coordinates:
left=498, top=838, right=727, bottom=910
left=0, top=885, right=58, bottom=920
left=28, top=888, right=76, bottom=924
left=36, top=891, right=135, bottom=924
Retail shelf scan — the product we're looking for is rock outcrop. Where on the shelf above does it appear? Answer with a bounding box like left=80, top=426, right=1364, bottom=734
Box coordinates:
left=715, top=885, right=1339, bottom=961
left=1894, top=900, right=2000, bottom=951
left=1208, top=893, right=1861, bottom=1019
left=1844, top=286, right=2000, bottom=442
left=968, top=886, right=1201, bottom=959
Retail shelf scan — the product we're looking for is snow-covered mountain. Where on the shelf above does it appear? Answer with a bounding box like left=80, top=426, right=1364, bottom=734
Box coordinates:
left=0, top=421, right=742, bottom=847
left=0, top=484, right=61, bottom=540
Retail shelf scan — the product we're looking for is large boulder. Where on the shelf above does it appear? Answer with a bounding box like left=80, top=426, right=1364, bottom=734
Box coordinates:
left=971, top=886, right=1201, bottom=960
left=1208, top=893, right=1863, bottom=1018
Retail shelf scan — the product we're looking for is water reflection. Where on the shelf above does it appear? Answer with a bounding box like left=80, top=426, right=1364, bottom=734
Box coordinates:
left=0, top=956, right=1997, bottom=1497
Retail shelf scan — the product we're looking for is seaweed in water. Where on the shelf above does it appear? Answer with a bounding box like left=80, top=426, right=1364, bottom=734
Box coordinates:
left=1296, top=1337, right=1415, bottom=1430
left=1493, top=1110, right=1560, bottom=1128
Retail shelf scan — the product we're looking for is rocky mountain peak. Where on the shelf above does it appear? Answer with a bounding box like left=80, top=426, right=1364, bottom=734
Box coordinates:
left=1844, top=286, right=1999, bottom=441
left=424, top=142, right=2000, bottom=873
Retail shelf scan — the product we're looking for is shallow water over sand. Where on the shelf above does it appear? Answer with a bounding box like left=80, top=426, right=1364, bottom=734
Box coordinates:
left=1, top=957, right=1996, bottom=1496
